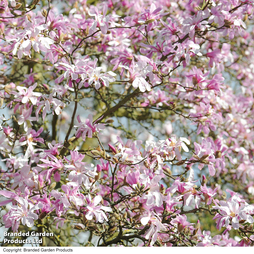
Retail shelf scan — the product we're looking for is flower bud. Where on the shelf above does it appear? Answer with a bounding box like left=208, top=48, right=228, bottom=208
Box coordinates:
left=42, top=9, right=48, bottom=17
left=14, top=3, right=23, bottom=9
left=73, top=224, right=85, bottom=230
left=201, top=175, right=207, bottom=186
left=214, top=151, right=222, bottom=158
left=163, top=166, right=172, bottom=176
left=176, top=160, right=185, bottom=166
left=39, top=212, right=47, bottom=220
left=91, top=150, right=102, bottom=156
left=49, top=182, right=56, bottom=191
left=108, top=144, right=117, bottom=154
left=200, top=154, right=209, bottom=161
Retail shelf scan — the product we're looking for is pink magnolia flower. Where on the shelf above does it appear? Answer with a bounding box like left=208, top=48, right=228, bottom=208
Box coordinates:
left=39, top=154, right=64, bottom=183
left=145, top=136, right=190, bottom=164
left=138, top=3, right=162, bottom=24
left=55, top=61, right=80, bottom=84
left=192, top=137, right=217, bottom=176
left=185, top=67, right=209, bottom=88
left=19, top=127, right=44, bottom=157
left=54, top=217, right=65, bottom=230
left=11, top=164, right=36, bottom=189
left=14, top=83, right=41, bottom=105
left=88, top=4, right=110, bottom=34
left=0, top=190, right=18, bottom=206
left=42, top=142, right=63, bottom=157
left=113, top=137, right=143, bottom=164
left=0, top=131, right=12, bottom=152
left=141, top=212, right=166, bottom=246
left=171, top=214, right=193, bottom=232
left=184, top=187, right=202, bottom=209
left=208, top=6, right=225, bottom=27
left=17, top=105, right=37, bottom=131
left=126, top=170, right=140, bottom=186
left=3, top=197, right=43, bottom=232
left=166, top=136, right=190, bottom=160
left=46, top=9, right=77, bottom=34
left=85, top=195, right=112, bottom=223
left=213, top=196, right=254, bottom=230
left=61, top=182, right=84, bottom=208
left=3, top=126, right=13, bottom=136
left=75, top=114, right=105, bottom=141
left=35, top=193, right=52, bottom=214
left=197, top=231, right=239, bottom=247
left=11, top=19, right=54, bottom=59
left=141, top=89, right=170, bottom=108
left=127, top=60, right=153, bottom=92
left=200, top=184, right=218, bottom=205
left=206, top=49, right=222, bottom=68
left=164, top=192, right=182, bottom=213
left=36, top=94, right=65, bottom=120
left=221, top=11, right=247, bottom=39
left=88, top=67, right=116, bottom=89
left=143, top=175, right=164, bottom=208
left=182, top=10, right=209, bottom=39
left=111, top=50, right=134, bottom=72
left=160, top=17, right=178, bottom=37
left=65, top=151, right=97, bottom=187
left=170, top=177, right=193, bottom=195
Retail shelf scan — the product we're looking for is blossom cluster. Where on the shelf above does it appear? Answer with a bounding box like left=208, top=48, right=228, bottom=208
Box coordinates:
left=0, top=0, right=254, bottom=247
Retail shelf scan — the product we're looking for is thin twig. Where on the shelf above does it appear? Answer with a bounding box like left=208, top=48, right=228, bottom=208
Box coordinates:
left=45, top=0, right=51, bottom=24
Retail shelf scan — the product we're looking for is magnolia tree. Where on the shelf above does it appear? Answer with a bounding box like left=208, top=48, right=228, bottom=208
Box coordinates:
left=0, top=0, right=254, bottom=247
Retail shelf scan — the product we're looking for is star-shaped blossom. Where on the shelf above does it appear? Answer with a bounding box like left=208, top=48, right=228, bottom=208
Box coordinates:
left=3, top=197, right=43, bottom=232
left=88, top=67, right=116, bottom=89
left=85, top=195, right=112, bottom=223
left=75, top=114, right=105, bottom=141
